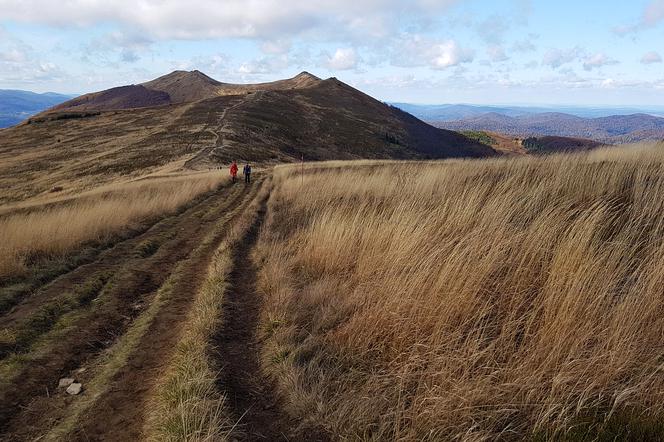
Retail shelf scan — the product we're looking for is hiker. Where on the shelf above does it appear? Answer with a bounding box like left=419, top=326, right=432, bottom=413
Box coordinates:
left=230, top=160, right=238, bottom=183
left=243, top=163, right=252, bottom=184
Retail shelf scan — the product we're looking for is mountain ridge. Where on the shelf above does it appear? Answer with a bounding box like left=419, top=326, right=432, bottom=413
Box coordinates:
left=46, top=70, right=325, bottom=114
left=391, top=102, right=664, bottom=119
left=391, top=103, right=664, bottom=143
left=433, top=111, right=664, bottom=143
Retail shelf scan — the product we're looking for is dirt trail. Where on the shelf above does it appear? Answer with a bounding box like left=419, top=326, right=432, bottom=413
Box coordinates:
left=0, top=170, right=328, bottom=441
left=214, top=199, right=328, bottom=441
left=71, top=179, right=264, bottom=441
left=184, top=97, right=245, bottom=170
left=0, top=178, right=258, bottom=440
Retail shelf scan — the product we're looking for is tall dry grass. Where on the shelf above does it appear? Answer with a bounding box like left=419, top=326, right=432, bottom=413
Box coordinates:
left=256, top=144, right=664, bottom=440
left=0, top=173, right=227, bottom=279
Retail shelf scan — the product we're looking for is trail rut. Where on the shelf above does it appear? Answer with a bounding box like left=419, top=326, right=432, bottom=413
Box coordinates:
left=213, top=197, right=328, bottom=441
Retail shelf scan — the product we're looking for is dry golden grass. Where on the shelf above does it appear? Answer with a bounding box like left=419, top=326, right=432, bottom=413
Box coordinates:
left=256, top=143, right=664, bottom=440
left=0, top=172, right=227, bottom=279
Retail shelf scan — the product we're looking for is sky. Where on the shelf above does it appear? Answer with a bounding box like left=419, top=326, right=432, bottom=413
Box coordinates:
left=0, top=0, right=663, bottom=105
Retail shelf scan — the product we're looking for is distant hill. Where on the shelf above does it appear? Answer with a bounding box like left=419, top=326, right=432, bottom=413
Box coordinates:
left=390, top=102, right=664, bottom=120
left=0, top=90, right=73, bottom=128
left=429, top=112, right=664, bottom=143
left=389, top=103, right=533, bottom=120
left=522, top=136, right=603, bottom=153
left=0, top=71, right=494, bottom=203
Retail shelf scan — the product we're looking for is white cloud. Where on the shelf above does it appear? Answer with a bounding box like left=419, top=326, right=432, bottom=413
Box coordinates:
left=354, top=73, right=417, bottom=88
left=542, top=47, right=582, bottom=68
left=0, top=30, right=66, bottom=85
left=0, top=0, right=459, bottom=42
left=238, top=54, right=289, bottom=74
left=641, top=51, right=663, bottom=64
left=643, top=0, right=664, bottom=26
left=512, top=36, right=537, bottom=53
left=173, top=53, right=232, bottom=77
left=83, top=31, right=153, bottom=65
left=582, top=53, right=618, bottom=71
left=260, top=39, right=292, bottom=55
left=392, top=35, right=474, bottom=69
left=615, top=0, right=664, bottom=34
left=120, top=49, right=139, bottom=63
left=430, top=41, right=473, bottom=68
left=487, top=45, right=509, bottom=62
left=601, top=78, right=616, bottom=89
left=0, top=48, right=27, bottom=63
left=322, top=48, right=359, bottom=70
left=543, top=49, right=617, bottom=72
left=477, top=15, right=510, bottom=44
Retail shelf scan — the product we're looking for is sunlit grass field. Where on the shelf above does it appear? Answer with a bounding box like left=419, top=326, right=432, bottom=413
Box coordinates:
left=0, top=172, right=226, bottom=279
left=256, top=143, right=664, bottom=440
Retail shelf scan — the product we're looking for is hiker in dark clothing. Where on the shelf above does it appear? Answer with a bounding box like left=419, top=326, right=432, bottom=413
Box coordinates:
left=243, top=164, right=252, bottom=183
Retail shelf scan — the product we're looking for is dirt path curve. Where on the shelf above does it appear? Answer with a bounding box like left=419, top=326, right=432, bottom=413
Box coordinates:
left=183, top=97, right=245, bottom=170
left=214, top=198, right=328, bottom=441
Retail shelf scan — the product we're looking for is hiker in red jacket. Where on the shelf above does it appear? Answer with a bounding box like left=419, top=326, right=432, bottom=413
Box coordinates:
left=230, top=161, right=238, bottom=183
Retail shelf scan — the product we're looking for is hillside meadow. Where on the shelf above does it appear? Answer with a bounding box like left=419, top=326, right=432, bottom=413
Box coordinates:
left=0, top=172, right=227, bottom=280
left=255, top=144, right=664, bottom=440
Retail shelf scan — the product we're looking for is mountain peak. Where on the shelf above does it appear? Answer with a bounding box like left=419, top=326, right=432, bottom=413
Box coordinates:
left=145, top=70, right=221, bottom=87
left=142, top=70, right=222, bottom=103
left=294, top=71, right=320, bottom=81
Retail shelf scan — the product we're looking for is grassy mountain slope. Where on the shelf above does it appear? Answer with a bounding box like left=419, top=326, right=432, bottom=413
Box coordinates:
left=50, top=85, right=171, bottom=113
left=49, top=70, right=325, bottom=112
left=203, top=79, right=493, bottom=163
left=0, top=71, right=493, bottom=204
left=142, top=70, right=223, bottom=103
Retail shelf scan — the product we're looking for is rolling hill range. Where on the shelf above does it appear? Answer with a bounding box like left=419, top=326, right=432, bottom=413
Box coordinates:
left=390, top=102, right=664, bottom=120
left=0, top=90, right=72, bottom=128
left=0, top=71, right=493, bottom=204
left=429, top=111, right=664, bottom=143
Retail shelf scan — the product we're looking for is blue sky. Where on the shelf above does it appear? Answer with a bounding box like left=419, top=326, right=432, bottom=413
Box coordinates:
left=0, top=0, right=663, bottom=105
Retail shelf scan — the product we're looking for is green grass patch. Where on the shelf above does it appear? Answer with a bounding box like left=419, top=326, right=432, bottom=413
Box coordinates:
left=462, top=130, right=497, bottom=146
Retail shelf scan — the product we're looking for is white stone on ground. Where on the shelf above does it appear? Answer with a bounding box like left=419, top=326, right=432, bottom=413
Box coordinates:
left=66, top=383, right=82, bottom=395
left=58, top=378, right=75, bottom=388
